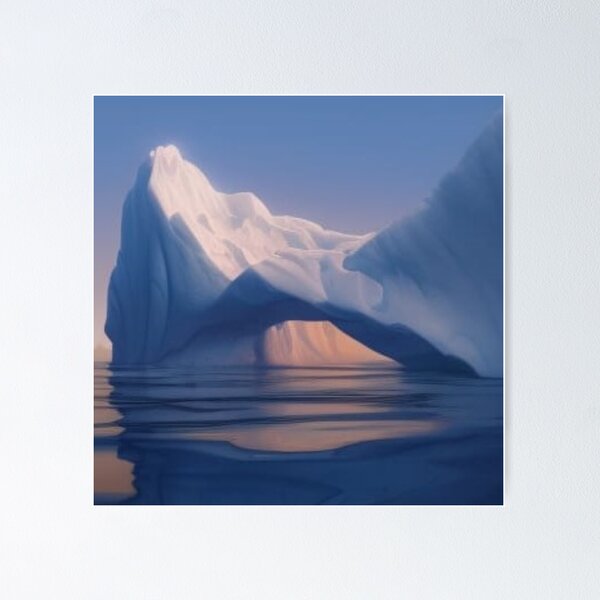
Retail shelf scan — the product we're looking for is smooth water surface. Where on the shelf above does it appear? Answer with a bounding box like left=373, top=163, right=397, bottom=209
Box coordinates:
left=94, top=362, right=502, bottom=504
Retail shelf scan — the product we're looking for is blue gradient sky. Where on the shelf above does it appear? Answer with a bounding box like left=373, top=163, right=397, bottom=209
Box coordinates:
left=95, top=95, right=503, bottom=345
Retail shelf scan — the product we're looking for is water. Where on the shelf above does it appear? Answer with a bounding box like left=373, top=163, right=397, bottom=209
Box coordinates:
left=94, top=362, right=503, bottom=504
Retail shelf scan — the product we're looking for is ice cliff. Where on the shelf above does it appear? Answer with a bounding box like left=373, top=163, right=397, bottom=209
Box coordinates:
left=106, top=116, right=502, bottom=376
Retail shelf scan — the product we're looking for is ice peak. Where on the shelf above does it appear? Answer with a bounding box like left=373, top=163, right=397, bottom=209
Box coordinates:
left=150, top=144, right=181, bottom=159
left=148, top=144, right=189, bottom=181
left=148, top=145, right=212, bottom=188
left=150, top=144, right=182, bottom=161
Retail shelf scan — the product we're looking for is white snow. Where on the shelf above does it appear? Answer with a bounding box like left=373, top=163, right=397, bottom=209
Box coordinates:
left=106, top=117, right=503, bottom=376
left=147, top=145, right=367, bottom=281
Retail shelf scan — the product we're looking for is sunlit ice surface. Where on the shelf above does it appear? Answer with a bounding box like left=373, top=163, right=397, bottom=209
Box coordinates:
left=94, top=362, right=503, bottom=505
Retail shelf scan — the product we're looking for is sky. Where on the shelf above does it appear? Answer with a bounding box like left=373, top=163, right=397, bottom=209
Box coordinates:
left=95, top=95, right=503, bottom=346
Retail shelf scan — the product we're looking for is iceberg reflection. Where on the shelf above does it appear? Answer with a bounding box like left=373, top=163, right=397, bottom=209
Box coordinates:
left=185, top=419, right=442, bottom=452
left=94, top=363, right=502, bottom=505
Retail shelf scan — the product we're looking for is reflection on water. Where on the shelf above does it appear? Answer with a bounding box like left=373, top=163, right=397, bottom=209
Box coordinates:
left=186, top=419, right=441, bottom=452
left=94, top=363, right=503, bottom=505
left=94, top=450, right=135, bottom=498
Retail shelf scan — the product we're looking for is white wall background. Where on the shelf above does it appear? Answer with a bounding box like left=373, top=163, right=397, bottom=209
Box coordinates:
left=1, top=1, right=598, bottom=598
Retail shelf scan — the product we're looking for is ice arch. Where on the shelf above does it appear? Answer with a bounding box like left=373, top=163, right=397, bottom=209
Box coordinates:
left=106, top=118, right=502, bottom=376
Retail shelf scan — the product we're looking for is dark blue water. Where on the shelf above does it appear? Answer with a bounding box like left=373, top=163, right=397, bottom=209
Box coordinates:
left=94, top=363, right=503, bottom=504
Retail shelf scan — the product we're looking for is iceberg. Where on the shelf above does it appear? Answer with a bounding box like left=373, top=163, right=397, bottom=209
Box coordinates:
left=106, top=116, right=502, bottom=376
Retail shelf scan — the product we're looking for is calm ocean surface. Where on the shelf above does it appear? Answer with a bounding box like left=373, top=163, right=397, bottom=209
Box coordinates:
left=94, top=362, right=503, bottom=504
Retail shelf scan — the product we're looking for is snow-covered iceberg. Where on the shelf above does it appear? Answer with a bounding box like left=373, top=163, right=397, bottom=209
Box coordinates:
left=106, top=116, right=502, bottom=376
